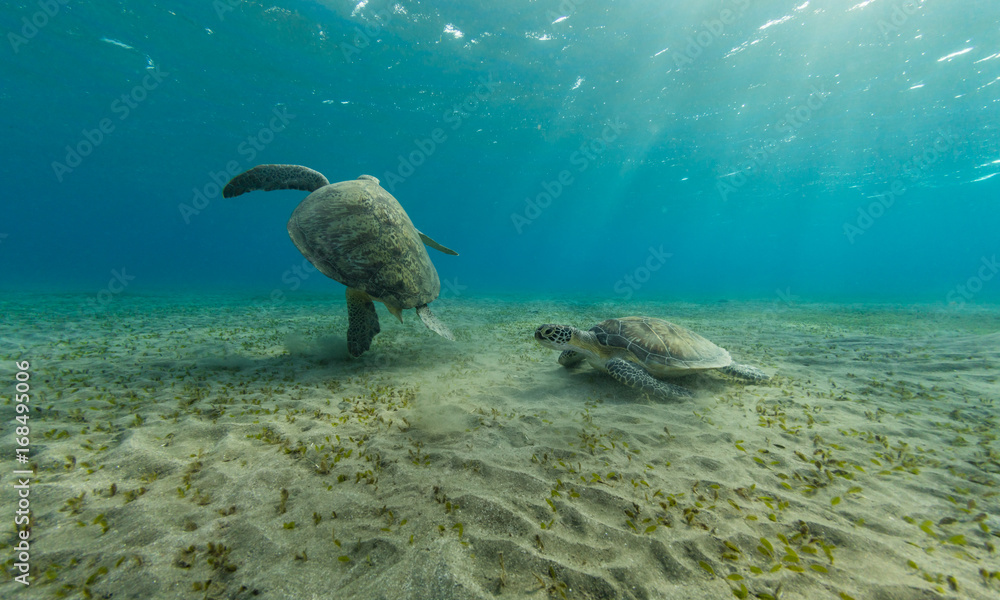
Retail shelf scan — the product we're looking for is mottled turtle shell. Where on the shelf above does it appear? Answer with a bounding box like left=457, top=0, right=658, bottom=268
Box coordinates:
left=590, top=317, right=732, bottom=377
left=287, top=175, right=440, bottom=310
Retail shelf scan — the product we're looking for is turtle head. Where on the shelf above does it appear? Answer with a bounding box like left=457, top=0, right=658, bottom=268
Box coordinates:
left=534, top=324, right=576, bottom=350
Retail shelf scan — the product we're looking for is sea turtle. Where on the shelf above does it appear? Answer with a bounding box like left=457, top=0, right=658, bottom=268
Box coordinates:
left=223, top=164, right=458, bottom=357
left=534, top=316, right=768, bottom=400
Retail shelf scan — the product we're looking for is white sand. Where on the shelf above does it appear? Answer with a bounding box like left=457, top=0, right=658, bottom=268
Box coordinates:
left=1, top=293, right=998, bottom=599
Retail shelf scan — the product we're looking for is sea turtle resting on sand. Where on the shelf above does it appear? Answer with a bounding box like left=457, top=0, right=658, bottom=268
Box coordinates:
left=223, top=164, right=458, bottom=357
left=534, top=316, right=768, bottom=400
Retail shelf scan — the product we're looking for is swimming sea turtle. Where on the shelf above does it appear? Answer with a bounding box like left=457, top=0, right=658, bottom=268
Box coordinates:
left=223, top=164, right=458, bottom=357
left=534, top=316, right=768, bottom=400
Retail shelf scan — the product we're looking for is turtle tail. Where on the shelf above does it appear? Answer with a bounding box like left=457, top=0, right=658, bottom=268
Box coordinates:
left=223, top=164, right=330, bottom=198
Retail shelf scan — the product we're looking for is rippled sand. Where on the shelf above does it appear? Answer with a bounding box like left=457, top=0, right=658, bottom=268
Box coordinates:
left=1, top=293, right=998, bottom=599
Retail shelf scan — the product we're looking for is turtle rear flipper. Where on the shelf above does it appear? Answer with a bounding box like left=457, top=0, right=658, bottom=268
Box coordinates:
left=416, top=304, right=454, bottom=341
left=605, top=358, right=693, bottom=401
left=721, top=363, right=769, bottom=382
left=223, top=164, right=330, bottom=197
left=346, top=288, right=381, bottom=357
left=417, top=230, right=459, bottom=256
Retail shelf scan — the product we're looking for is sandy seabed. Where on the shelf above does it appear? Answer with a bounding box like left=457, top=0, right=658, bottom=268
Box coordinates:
left=1, top=293, right=998, bottom=600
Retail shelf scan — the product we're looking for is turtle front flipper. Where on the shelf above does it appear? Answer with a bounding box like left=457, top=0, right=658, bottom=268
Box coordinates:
left=415, top=304, right=455, bottom=341
left=346, top=288, right=381, bottom=357
left=416, top=230, right=459, bottom=256
left=223, top=164, right=330, bottom=197
left=721, top=363, right=769, bottom=382
left=558, top=350, right=586, bottom=368
left=605, top=358, right=693, bottom=401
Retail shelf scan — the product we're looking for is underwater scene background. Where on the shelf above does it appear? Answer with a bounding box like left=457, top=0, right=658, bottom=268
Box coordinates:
left=2, top=2, right=1000, bottom=600
left=2, top=0, right=999, bottom=301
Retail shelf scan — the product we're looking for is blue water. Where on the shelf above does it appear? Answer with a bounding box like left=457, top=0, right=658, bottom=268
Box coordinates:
left=2, top=0, right=999, bottom=303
